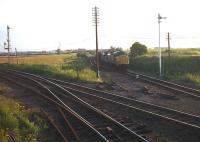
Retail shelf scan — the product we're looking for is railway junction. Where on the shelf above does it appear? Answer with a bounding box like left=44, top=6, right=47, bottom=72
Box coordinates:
left=0, top=62, right=200, bottom=142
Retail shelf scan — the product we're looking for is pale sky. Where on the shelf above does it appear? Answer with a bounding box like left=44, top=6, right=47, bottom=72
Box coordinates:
left=0, top=0, right=200, bottom=51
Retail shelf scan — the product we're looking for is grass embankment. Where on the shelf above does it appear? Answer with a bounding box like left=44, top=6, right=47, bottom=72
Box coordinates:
left=129, top=48, right=200, bottom=86
left=0, top=53, right=99, bottom=83
left=0, top=84, right=57, bottom=142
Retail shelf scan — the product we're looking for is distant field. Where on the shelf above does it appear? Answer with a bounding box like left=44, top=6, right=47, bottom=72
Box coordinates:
left=0, top=53, right=100, bottom=83
left=146, top=48, right=200, bottom=57
left=129, top=48, right=200, bottom=87
left=0, top=54, right=75, bottom=64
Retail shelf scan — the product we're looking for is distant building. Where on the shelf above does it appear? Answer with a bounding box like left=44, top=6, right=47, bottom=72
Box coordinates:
left=78, top=48, right=86, bottom=52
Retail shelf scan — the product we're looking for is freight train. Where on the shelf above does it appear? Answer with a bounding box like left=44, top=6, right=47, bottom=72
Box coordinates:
left=99, top=50, right=129, bottom=68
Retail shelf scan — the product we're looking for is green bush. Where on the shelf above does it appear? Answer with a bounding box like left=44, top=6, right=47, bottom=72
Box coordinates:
left=77, top=52, right=88, bottom=58
left=130, top=42, right=147, bottom=57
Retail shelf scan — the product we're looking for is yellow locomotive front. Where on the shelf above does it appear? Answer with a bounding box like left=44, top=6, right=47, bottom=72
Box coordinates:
left=116, top=54, right=129, bottom=65
left=113, top=51, right=129, bottom=67
left=100, top=50, right=129, bottom=69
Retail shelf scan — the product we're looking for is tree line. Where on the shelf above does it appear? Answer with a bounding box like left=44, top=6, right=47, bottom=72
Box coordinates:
left=110, top=42, right=148, bottom=57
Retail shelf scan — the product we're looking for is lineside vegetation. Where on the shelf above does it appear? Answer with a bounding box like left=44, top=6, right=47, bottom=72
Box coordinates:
left=0, top=52, right=100, bottom=83
left=0, top=84, right=58, bottom=142
left=129, top=48, right=200, bottom=87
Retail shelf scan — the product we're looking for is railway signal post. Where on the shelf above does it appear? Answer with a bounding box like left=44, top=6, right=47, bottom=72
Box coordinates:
left=4, top=25, right=11, bottom=63
left=158, top=14, right=166, bottom=78
left=92, top=6, right=100, bottom=78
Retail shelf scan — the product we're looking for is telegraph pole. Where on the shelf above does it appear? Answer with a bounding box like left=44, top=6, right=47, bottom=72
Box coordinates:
left=158, top=14, right=166, bottom=78
left=92, top=6, right=100, bottom=78
left=166, top=32, right=171, bottom=57
left=15, top=48, right=18, bottom=64
left=7, top=25, right=10, bottom=53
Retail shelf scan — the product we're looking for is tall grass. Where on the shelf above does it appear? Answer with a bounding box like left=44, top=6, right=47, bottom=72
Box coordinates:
left=0, top=53, right=100, bottom=83
left=61, top=54, right=98, bottom=82
left=0, top=85, right=57, bottom=142
left=129, top=48, right=200, bottom=86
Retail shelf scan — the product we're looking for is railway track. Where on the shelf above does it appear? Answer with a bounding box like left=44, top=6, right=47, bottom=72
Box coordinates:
left=0, top=69, right=149, bottom=142
left=0, top=70, right=107, bottom=142
left=3, top=69, right=200, bottom=141
left=91, top=57, right=200, bottom=99
left=1, top=67, right=200, bottom=141
left=88, top=57, right=200, bottom=141
left=127, top=70, right=200, bottom=99
left=90, top=58, right=200, bottom=120
left=17, top=70, right=200, bottom=141
left=0, top=75, right=71, bottom=142
left=45, top=77, right=200, bottom=128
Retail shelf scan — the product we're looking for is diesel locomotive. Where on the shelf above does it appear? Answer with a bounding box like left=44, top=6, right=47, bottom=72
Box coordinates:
left=99, top=50, right=129, bottom=68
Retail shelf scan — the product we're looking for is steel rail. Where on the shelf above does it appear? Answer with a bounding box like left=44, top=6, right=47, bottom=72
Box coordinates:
left=127, top=70, right=200, bottom=98
left=2, top=68, right=200, bottom=141
left=5, top=69, right=150, bottom=142
left=89, top=57, right=200, bottom=123
left=91, top=56, right=200, bottom=98
left=41, top=109, right=69, bottom=142
left=128, top=69, right=200, bottom=93
left=47, top=80, right=200, bottom=129
left=5, top=68, right=199, bottom=129
left=0, top=72, right=69, bottom=142
left=58, top=107, right=81, bottom=142
left=46, top=77, right=200, bottom=127
left=0, top=70, right=109, bottom=142
left=7, top=132, right=16, bottom=142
